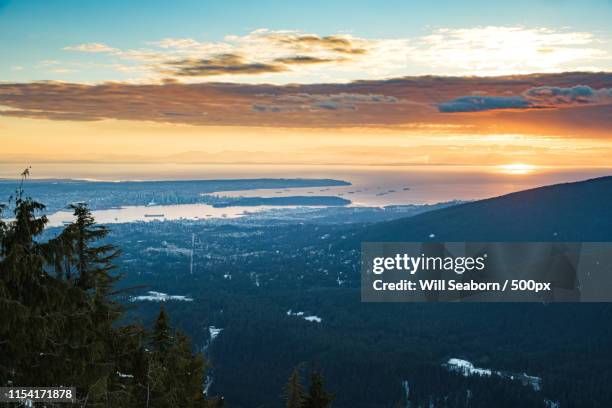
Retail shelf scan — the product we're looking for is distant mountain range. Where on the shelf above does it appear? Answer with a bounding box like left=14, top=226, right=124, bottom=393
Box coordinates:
left=356, top=176, right=612, bottom=242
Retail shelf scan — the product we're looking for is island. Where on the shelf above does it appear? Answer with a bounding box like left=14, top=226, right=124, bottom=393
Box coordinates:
left=209, top=195, right=351, bottom=208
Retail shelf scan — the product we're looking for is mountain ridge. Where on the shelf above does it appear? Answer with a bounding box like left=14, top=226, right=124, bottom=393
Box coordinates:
left=355, top=175, right=612, bottom=242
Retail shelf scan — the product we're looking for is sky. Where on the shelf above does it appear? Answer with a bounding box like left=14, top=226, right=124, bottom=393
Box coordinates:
left=1, top=0, right=612, bottom=170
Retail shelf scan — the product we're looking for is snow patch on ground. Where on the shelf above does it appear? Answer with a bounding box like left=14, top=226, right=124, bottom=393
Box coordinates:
left=203, top=326, right=223, bottom=353
left=444, top=358, right=542, bottom=392
left=204, top=375, right=214, bottom=396
left=522, top=374, right=542, bottom=391
left=209, top=326, right=223, bottom=342
left=446, top=358, right=492, bottom=377
left=130, top=291, right=193, bottom=302
left=401, top=380, right=410, bottom=404
left=145, top=242, right=191, bottom=256
left=287, top=309, right=322, bottom=323
left=202, top=326, right=224, bottom=395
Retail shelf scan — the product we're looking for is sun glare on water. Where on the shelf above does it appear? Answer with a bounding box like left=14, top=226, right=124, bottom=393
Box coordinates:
left=498, top=163, right=537, bottom=175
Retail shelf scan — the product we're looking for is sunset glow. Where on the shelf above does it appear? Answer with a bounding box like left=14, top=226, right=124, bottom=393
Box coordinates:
left=0, top=1, right=611, bottom=175
left=498, top=163, right=537, bottom=175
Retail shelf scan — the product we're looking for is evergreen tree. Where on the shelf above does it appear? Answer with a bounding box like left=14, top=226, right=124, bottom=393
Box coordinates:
left=148, top=305, right=217, bottom=407
left=64, top=202, right=121, bottom=293
left=0, top=169, right=69, bottom=387
left=282, top=366, right=334, bottom=408
left=284, top=365, right=306, bottom=408
left=304, top=371, right=334, bottom=408
left=152, top=304, right=172, bottom=353
left=50, top=203, right=134, bottom=406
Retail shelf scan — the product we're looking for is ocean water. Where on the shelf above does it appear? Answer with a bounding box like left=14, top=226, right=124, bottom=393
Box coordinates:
left=45, top=203, right=298, bottom=227
left=2, top=163, right=611, bottom=224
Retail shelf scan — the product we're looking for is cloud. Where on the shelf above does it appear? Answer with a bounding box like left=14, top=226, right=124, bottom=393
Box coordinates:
left=0, top=73, right=610, bottom=138
left=56, top=29, right=391, bottom=82
left=273, top=56, right=340, bottom=65
left=64, top=43, right=118, bottom=53
left=124, top=30, right=372, bottom=80
left=55, top=27, right=611, bottom=83
left=525, top=85, right=612, bottom=106
left=163, top=30, right=372, bottom=76
left=413, top=26, right=609, bottom=76
left=276, top=93, right=399, bottom=104
left=153, top=38, right=203, bottom=49
left=439, top=85, right=612, bottom=112
left=253, top=93, right=399, bottom=112
left=439, top=95, right=530, bottom=112
left=161, top=54, right=288, bottom=77
left=263, top=32, right=368, bottom=55
left=252, top=104, right=281, bottom=112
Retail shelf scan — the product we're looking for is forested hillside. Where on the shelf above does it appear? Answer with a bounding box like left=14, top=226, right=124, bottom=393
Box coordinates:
left=356, top=176, right=612, bottom=242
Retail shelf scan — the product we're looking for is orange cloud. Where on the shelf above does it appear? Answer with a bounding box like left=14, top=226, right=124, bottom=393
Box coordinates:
left=0, top=72, right=610, bottom=138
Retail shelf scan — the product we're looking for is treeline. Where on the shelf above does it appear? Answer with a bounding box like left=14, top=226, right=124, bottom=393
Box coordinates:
left=0, top=172, right=222, bottom=407
left=284, top=366, right=334, bottom=408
